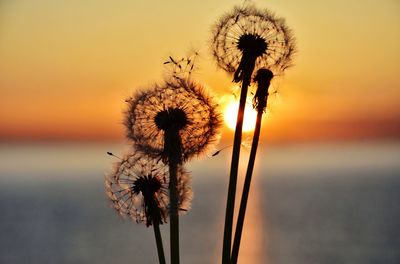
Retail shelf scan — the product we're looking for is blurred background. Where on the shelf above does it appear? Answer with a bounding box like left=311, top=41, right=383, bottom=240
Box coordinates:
left=0, top=0, right=399, bottom=263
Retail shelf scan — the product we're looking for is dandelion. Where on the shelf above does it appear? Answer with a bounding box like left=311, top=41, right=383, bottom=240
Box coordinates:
left=105, top=151, right=192, bottom=264
left=124, top=76, right=221, bottom=264
left=124, top=77, right=222, bottom=163
left=211, top=4, right=295, bottom=262
left=211, top=3, right=295, bottom=81
left=105, top=151, right=193, bottom=224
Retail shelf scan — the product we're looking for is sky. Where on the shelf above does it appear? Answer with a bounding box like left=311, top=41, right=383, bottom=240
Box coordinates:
left=0, top=0, right=399, bottom=143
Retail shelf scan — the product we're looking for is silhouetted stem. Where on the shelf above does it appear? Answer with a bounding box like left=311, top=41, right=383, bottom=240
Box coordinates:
left=230, top=108, right=263, bottom=264
left=169, top=160, right=179, bottom=264
left=153, top=222, right=166, bottom=264
left=222, top=74, right=251, bottom=264
left=164, top=127, right=181, bottom=264
left=144, top=194, right=166, bottom=264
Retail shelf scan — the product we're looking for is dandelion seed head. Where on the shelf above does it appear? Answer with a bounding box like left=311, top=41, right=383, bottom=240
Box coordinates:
left=132, top=174, right=162, bottom=197
left=237, top=33, right=267, bottom=57
left=155, top=108, right=188, bottom=131
left=210, top=3, right=296, bottom=78
left=105, top=151, right=193, bottom=226
left=125, top=78, right=222, bottom=163
left=105, top=152, right=169, bottom=227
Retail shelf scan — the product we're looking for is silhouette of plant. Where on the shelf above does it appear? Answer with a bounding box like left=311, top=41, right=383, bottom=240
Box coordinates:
left=124, top=77, right=221, bottom=163
left=211, top=3, right=295, bottom=262
left=106, top=151, right=192, bottom=264
left=252, top=68, right=274, bottom=112
left=211, top=3, right=295, bottom=80
left=105, top=152, right=192, bottom=224
left=124, top=73, right=221, bottom=264
left=231, top=69, right=274, bottom=264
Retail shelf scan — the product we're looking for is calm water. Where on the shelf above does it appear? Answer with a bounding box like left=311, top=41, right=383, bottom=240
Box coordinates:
left=0, top=142, right=399, bottom=263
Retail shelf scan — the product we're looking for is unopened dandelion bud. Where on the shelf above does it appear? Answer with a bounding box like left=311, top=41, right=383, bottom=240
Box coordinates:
left=253, top=68, right=274, bottom=112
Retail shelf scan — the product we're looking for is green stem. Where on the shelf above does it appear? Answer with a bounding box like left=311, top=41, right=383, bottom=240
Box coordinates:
left=153, top=222, right=166, bottom=264
left=169, top=160, right=180, bottom=264
left=230, top=108, right=263, bottom=264
left=222, top=77, right=251, bottom=264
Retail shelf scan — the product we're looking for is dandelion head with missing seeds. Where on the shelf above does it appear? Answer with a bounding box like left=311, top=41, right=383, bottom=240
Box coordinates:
left=124, top=77, right=222, bottom=164
left=105, top=151, right=192, bottom=227
left=210, top=3, right=296, bottom=82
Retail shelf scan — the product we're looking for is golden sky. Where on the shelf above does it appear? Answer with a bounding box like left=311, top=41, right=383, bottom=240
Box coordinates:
left=0, top=0, right=399, bottom=143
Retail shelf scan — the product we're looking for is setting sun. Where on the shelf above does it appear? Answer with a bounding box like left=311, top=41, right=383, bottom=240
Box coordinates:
left=224, top=99, right=257, bottom=132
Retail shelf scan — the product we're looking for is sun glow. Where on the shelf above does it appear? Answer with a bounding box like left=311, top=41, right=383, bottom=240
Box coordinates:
left=224, top=99, right=257, bottom=132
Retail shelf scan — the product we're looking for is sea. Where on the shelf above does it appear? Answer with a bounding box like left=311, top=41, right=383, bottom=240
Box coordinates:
left=0, top=141, right=399, bottom=264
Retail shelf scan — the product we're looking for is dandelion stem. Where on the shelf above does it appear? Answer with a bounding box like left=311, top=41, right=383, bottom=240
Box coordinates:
left=163, top=127, right=182, bottom=264
left=153, top=222, right=166, bottom=264
left=147, top=193, right=167, bottom=264
left=231, top=108, right=263, bottom=264
left=222, top=74, right=251, bottom=264
left=169, top=157, right=180, bottom=264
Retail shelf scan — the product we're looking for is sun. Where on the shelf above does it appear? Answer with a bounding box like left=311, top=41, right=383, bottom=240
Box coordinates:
left=224, top=99, right=257, bottom=132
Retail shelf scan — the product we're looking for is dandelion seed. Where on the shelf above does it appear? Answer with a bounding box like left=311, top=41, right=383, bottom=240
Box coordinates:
left=212, top=150, right=221, bottom=157
left=164, top=53, right=199, bottom=82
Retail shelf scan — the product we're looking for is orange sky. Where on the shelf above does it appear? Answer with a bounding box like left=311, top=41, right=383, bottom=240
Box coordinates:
left=0, top=0, right=399, bottom=143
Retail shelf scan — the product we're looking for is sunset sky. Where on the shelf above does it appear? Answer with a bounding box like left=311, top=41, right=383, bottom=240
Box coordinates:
left=1, top=0, right=399, bottom=143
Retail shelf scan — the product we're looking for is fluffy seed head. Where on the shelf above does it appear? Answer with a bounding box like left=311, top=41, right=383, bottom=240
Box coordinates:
left=211, top=3, right=296, bottom=77
left=105, top=151, right=192, bottom=226
left=124, top=78, right=222, bottom=163
left=237, top=33, right=267, bottom=57
left=155, top=108, right=188, bottom=131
